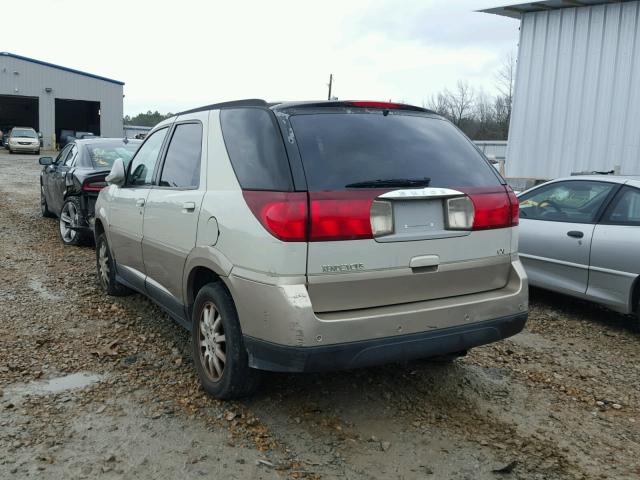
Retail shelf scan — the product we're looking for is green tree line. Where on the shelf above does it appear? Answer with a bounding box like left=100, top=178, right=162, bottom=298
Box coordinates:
left=123, top=111, right=173, bottom=127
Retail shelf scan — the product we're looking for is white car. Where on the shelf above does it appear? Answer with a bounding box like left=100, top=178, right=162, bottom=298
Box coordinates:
left=7, top=127, right=40, bottom=154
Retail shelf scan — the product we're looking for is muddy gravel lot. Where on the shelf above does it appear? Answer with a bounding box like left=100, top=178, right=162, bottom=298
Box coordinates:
left=0, top=150, right=639, bottom=479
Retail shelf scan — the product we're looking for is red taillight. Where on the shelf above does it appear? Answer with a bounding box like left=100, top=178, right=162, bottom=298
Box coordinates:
left=458, top=187, right=517, bottom=230
left=309, top=191, right=381, bottom=241
left=242, top=191, right=308, bottom=241
left=243, top=190, right=386, bottom=242
left=82, top=177, right=107, bottom=192
left=347, top=101, right=403, bottom=109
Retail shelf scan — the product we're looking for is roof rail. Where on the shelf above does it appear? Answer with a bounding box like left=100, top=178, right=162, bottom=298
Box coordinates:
left=177, top=99, right=268, bottom=116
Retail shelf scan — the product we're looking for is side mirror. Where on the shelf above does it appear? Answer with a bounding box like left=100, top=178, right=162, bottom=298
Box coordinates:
left=39, top=157, right=53, bottom=166
left=106, top=158, right=126, bottom=187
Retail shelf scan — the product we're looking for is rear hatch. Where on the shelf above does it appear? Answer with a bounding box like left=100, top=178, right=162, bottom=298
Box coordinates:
left=286, top=103, right=518, bottom=313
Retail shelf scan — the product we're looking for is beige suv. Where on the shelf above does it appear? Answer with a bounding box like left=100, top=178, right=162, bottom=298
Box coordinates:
left=94, top=99, right=528, bottom=399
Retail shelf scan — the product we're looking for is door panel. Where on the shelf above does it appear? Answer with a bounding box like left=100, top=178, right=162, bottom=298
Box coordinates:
left=142, top=119, right=206, bottom=307
left=518, top=180, right=618, bottom=296
left=109, top=126, right=171, bottom=290
left=519, top=219, right=593, bottom=295
left=56, top=144, right=78, bottom=210
left=143, top=189, right=204, bottom=302
left=43, top=145, right=71, bottom=211
left=588, top=186, right=640, bottom=312
left=109, top=187, right=150, bottom=290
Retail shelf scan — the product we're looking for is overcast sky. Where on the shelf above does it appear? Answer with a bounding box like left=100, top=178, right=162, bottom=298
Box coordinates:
left=3, top=0, right=519, bottom=116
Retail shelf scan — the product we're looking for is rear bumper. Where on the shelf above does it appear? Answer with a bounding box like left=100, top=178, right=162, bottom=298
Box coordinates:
left=244, top=312, right=527, bottom=372
left=227, top=258, right=529, bottom=371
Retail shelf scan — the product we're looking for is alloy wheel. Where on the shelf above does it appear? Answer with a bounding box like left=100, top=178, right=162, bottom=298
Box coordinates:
left=98, top=242, right=110, bottom=289
left=59, top=201, right=78, bottom=243
left=198, top=302, right=226, bottom=382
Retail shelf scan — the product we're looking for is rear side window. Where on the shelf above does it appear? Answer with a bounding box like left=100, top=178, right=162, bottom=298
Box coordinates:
left=289, top=113, right=501, bottom=190
left=220, top=108, right=292, bottom=191
left=602, top=186, right=640, bottom=225
left=160, top=123, right=203, bottom=188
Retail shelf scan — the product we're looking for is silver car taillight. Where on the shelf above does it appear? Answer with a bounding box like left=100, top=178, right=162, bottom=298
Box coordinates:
left=370, top=200, right=394, bottom=237
left=445, top=196, right=474, bottom=230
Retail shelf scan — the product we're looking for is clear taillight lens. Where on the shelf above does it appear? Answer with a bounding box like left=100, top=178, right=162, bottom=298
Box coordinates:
left=370, top=200, right=394, bottom=237
left=446, top=196, right=474, bottom=230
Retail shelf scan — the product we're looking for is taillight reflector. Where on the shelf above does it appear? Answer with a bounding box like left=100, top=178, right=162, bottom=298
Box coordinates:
left=82, top=178, right=108, bottom=192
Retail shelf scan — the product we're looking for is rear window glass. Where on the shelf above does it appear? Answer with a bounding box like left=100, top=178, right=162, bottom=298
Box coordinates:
left=289, top=113, right=501, bottom=190
left=220, top=108, right=292, bottom=191
left=88, top=143, right=140, bottom=168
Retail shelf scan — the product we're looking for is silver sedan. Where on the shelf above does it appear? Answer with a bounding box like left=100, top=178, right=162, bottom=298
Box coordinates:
left=517, top=176, right=640, bottom=320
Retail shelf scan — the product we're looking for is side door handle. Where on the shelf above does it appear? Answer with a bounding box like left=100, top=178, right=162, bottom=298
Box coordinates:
left=567, top=230, right=584, bottom=238
left=182, top=201, right=196, bottom=212
left=135, top=198, right=146, bottom=207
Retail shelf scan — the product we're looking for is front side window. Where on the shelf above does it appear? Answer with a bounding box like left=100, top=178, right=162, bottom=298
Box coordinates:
left=63, top=145, right=78, bottom=167
left=159, top=123, right=203, bottom=188
left=519, top=181, right=614, bottom=223
left=602, top=186, right=640, bottom=225
left=128, top=128, right=169, bottom=186
left=55, top=144, right=72, bottom=164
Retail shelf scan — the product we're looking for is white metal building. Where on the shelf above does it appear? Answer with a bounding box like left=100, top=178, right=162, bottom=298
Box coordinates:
left=0, top=52, right=124, bottom=150
left=474, top=140, right=508, bottom=161
left=482, top=0, right=640, bottom=179
left=123, top=125, right=152, bottom=138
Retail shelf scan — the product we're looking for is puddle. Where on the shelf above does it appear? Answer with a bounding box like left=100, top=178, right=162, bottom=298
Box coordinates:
left=3, top=372, right=105, bottom=404
left=29, top=279, right=62, bottom=301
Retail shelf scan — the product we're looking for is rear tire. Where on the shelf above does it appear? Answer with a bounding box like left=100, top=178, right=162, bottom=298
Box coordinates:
left=95, top=233, right=132, bottom=296
left=192, top=283, right=262, bottom=399
left=58, top=197, right=89, bottom=246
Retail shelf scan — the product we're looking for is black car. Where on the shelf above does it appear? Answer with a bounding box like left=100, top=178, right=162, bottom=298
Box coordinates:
left=39, top=138, right=141, bottom=245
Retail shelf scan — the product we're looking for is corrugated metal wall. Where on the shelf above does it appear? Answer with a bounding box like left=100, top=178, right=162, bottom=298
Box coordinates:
left=507, top=1, right=640, bottom=178
left=0, top=56, right=123, bottom=149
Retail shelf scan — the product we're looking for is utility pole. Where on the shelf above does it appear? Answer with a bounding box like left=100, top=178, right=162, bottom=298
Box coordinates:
left=327, top=74, right=333, bottom=100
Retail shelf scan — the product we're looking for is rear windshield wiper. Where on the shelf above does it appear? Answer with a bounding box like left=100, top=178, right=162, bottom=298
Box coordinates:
left=345, top=177, right=431, bottom=188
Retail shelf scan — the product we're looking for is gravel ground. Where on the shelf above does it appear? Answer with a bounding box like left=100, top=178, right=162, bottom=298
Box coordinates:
left=0, top=150, right=639, bottom=479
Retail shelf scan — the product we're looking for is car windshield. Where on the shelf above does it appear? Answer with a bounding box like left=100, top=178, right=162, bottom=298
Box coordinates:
left=11, top=129, right=37, bottom=138
left=289, top=112, right=501, bottom=190
left=87, top=144, right=139, bottom=168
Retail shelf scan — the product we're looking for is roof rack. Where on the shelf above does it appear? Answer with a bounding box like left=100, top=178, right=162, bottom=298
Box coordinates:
left=177, top=99, right=268, bottom=116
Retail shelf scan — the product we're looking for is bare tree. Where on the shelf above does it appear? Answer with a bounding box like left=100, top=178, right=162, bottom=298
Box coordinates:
left=447, top=80, right=475, bottom=127
left=425, top=93, right=451, bottom=118
left=495, top=52, right=516, bottom=125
